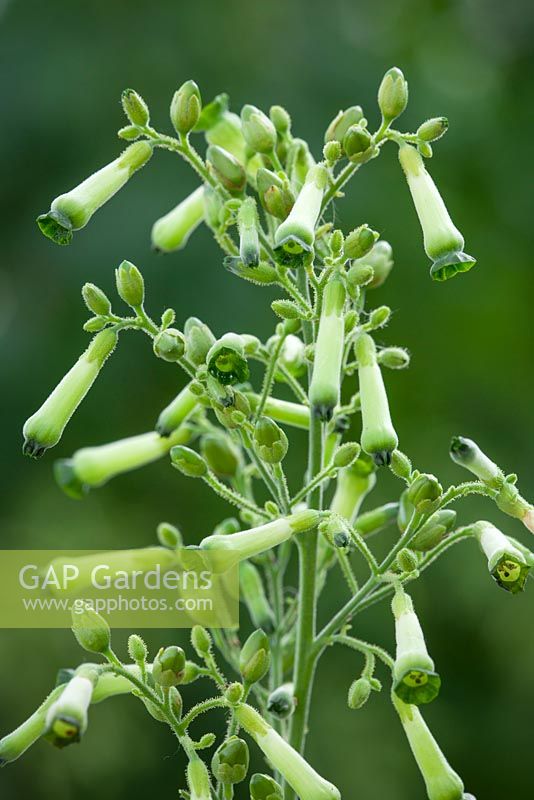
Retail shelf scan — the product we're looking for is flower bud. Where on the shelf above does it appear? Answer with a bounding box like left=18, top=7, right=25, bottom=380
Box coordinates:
left=355, top=333, right=398, bottom=465
left=274, top=164, right=328, bottom=266
left=153, top=645, right=186, bottom=686
left=392, top=590, right=440, bottom=706
left=378, top=347, right=410, bottom=370
left=253, top=416, right=289, bottom=463
left=237, top=197, right=260, bottom=267
left=186, top=756, right=212, bottom=800
left=390, top=450, right=412, bottom=480
left=45, top=668, right=97, bottom=748
left=207, top=145, right=246, bottom=194
left=191, top=625, right=212, bottom=657
left=473, top=520, right=530, bottom=594
left=267, top=683, right=295, bottom=719
left=82, top=283, right=111, bottom=316
left=347, top=263, right=374, bottom=290
left=250, top=773, right=284, bottom=800
left=37, top=142, right=153, bottom=245
left=128, top=634, right=148, bottom=664
left=399, top=144, right=475, bottom=281
left=407, top=473, right=442, bottom=511
left=449, top=436, right=504, bottom=489
left=344, top=224, right=379, bottom=260
left=201, top=433, right=242, bottom=478
left=347, top=677, right=372, bottom=710
left=397, top=547, right=418, bottom=573
left=378, top=67, right=408, bottom=123
left=257, top=167, right=295, bottom=220
left=333, top=442, right=361, bottom=469
left=213, top=517, right=241, bottom=536
left=151, top=186, right=204, bottom=252
left=153, top=328, right=186, bottom=362
left=71, top=605, right=111, bottom=654
left=323, top=140, right=342, bottom=165
left=343, top=125, right=375, bottom=164
left=241, top=104, right=277, bottom=155
left=223, top=682, right=244, bottom=705
left=115, top=260, right=144, bottom=307
left=240, top=561, right=275, bottom=633
left=240, top=629, right=271, bottom=684
left=23, top=329, right=118, bottom=458
left=368, top=305, right=391, bottom=329
left=270, top=105, right=291, bottom=135
left=170, top=80, right=201, bottom=135
left=417, top=117, right=449, bottom=143
left=325, top=106, right=364, bottom=146
left=309, top=276, right=346, bottom=420
left=411, top=509, right=457, bottom=552
left=184, top=317, right=216, bottom=367
left=171, top=445, right=208, bottom=478
left=212, top=736, right=249, bottom=784
left=353, top=240, right=394, bottom=289
left=121, top=88, right=150, bottom=127
left=236, top=705, right=341, bottom=800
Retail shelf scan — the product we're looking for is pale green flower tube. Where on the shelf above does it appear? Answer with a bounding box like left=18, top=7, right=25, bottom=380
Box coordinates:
left=37, top=142, right=153, bottom=245
left=23, top=329, right=118, bottom=458
left=0, top=684, right=65, bottom=765
left=45, top=666, right=98, bottom=748
left=356, top=333, right=398, bottom=466
left=236, top=704, right=340, bottom=800
left=199, top=510, right=319, bottom=573
left=473, top=520, right=530, bottom=594
left=54, top=422, right=193, bottom=498
left=187, top=756, right=213, bottom=800
left=246, top=394, right=310, bottom=430
left=309, top=276, right=346, bottom=420
left=274, top=164, right=327, bottom=266
left=151, top=186, right=205, bottom=253
left=393, top=695, right=464, bottom=800
left=156, top=382, right=199, bottom=436
left=330, top=454, right=377, bottom=523
left=398, top=144, right=475, bottom=281
left=392, top=589, right=440, bottom=706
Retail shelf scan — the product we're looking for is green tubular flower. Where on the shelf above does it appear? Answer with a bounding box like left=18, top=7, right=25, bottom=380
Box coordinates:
left=23, top=329, right=118, bottom=458
left=0, top=684, right=65, bottom=765
left=199, top=511, right=319, bottom=573
left=241, top=104, right=277, bottom=155
left=411, top=509, right=457, bottom=552
left=236, top=704, right=341, bottom=800
left=309, top=276, right=346, bottom=420
left=256, top=167, right=294, bottom=220
left=207, top=333, right=250, bottom=386
left=201, top=432, right=242, bottom=478
left=37, top=141, right=153, bottom=245
left=355, top=501, right=399, bottom=537
left=274, top=164, right=328, bottom=266
left=449, top=436, right=504, bottom=489
left=45, top=666, right=98, bottom=749
left=187, top=755, right=213, bottom=800
left=152, top=646, right=186, bottom=687
left=398, top=144, right=475, bottom=281
left=355, top=333, right=398, bottom=466
left=392, top=590, right=441, bottom=706
left=473, top=520, right=530, bottom=594
left=237, top=197, right=260, bottom=267
left=207, top=145, right=246, bottom=195
left=253, top=416, right=289, bottom=463
left=196, top=93, right=247, bottom=164
left=393, top=696, right=464, bottom=800
left=239, top=561, right=275, bottom=633
left=54, top=423, right=193, bottom=498
left=211, top=736, right=249, bottom=784
left=156, top=382, right=199, bottom=436
left=267, top=683, right=295, bottom=719
left=151, top=186, right=205, bottom=253
left=330, top=453, right=377, bottom=523
left=246, top=394, right=310, bottom=430
left=250, top=773, right=283, bottom=800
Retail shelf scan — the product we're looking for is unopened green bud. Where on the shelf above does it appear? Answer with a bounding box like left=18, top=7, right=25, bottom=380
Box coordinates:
left=407, top=473, right=442, bottom=511
left=191, top=625, right=212, bottom=657
left=417, top=117, right=449, bottom=143
left=250, top=773, right=283, bottom=800
left=201, top=433, right=242, bottom=477
left=241, top=104, right=277, bottom=155
left=254, top=416, right=289, bottom=463
left=153, top=645, right=186, bottom=687
left=449, top=436, right=504, bottom=489
left=257, top=168, right=294, bottom=220
left=71, top=606, right=111, bottom=654
left=240, top=629, right=271, bottom=684
left=213, top=389, right=251, bottom=430
left=267, top=683, right=295, bottom=719
left=128, top=634, right=148, bottom=664
left=392, top=590, right=440, bottom=705
left=389, top=450, right=412, bottom=480
left=151, top=186, right=204, bottom=253
left=207, top=145, right=246, bottom=194
left=344, top=225, right=379, bottom=260
left=157, top=521, right=182, bottom=549
left=330, top=228, right=344, bottom=256
left=213, top=517, right=241, bottom=536
left=212, top=736, right=249, bottom=784
left=121, top=88, right=150, bottom=127
left=270, top=105, right=291, bottom=134
left=378, top=347, right=410, bottom=370
left=118, top=125, right=140, bottom=141
left=153, top=328, right=185, bottom=362
left=170, top=80, right=201, bottom=135
left=184, top=317, right=216, bottom=366
left=82, top=283, right=111, bottom=316
left=323, top=140, right=342, bottom=164
left=412, top=509, right=457, bottom=552
left=356, top=502, right=399, bottom=537
left=343, top=125, right=375, bottom=164
left=187, top=756, right=212, bottom=800
left=347, top=263, right=374, bottom=290
left=368, top=305, right=391, bottom=329
left=333, top=442, right=361, bottom=469
left=115, top=259, right=144, bottom=307
left=348, top=677, right=372, bottom=710
left=207, top=333, right=249, bottom=386
left=397, top=547, right=418, bottom=573
left=378, top=67, right=408, bottom=123
left=325, top=106, right=364, bottom=146
left=170, top=446, right=207, bottom=478
left=225, top=682, right=244, bottom=705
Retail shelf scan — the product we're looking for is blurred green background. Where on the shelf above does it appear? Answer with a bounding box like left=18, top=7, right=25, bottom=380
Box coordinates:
left=1, top=0, right=534, bottom=797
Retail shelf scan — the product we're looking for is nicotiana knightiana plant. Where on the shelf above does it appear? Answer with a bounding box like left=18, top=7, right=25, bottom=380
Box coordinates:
left=5, top=67, right=533, bottom=799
